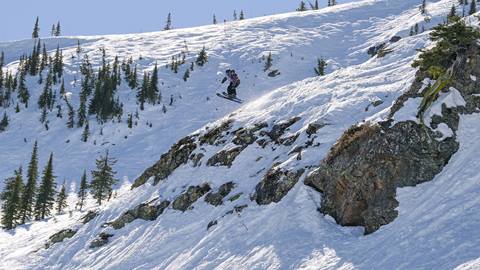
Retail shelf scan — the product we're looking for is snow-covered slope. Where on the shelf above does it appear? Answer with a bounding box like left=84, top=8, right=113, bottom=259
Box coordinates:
left=1, top=0, right=479, bottom=269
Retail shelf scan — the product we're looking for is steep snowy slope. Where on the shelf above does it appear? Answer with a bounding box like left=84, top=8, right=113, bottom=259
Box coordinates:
left=1, top=0, right=479, bottom=269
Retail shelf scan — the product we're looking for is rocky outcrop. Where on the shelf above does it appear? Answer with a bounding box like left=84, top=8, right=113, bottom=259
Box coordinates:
left=204, top=182, right=236, bottom=206
left=305, top=121, right=459, bottom=234
left=45, top=229, right=77, bottom=249
left=90, top=233, right=114, bottom=249
left=261, top=117, right=301, bottom=144
left=110, top=200, right=170, bottom=230
left=132, top=135, right=197, bottom=188
left=172, top=184, right=211, bottom=211
left=252, top=166, right=305, bottom=205
left=207, top=146, right=245, bottom=168
left=81, top=210, right=98, bottom=224
left=199, top=120, right=233, bottom=145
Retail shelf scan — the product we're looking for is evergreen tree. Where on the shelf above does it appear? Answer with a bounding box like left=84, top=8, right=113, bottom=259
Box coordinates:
left=0, top=112, right=8, bottom=131
left=90, top=151, right=117, bottom=205
left=77, top=170, right=88, bottom=211
left=18, top=141, right=38, bottom=224
left=34, top=153, right=56, bottom=220
left=32, top=17, right=40, bottom=39
left=239, top=10, right=245, bottom=20
left=164, top=13, right=172, bottom=30
left=147, top=63, right=159, bottom=103
left=213, top=14, right=217, bottom=24
left=81, top=121, right=89, bottom=142
left=1, top=168, right=24, bottom=229
left=470, top=0, right=477, bottom=14
left=66, top=98, right=75, bottom=128
left=297, top=1, right=308, bottom=11
left=195, top=46, right=208, bottom=66
left=314, top=58, right=328, bottom=76
left=127, top=113, right=133, bottom=128
left=56, top=182, right=67, bottom=214
left=449, top=4, right=457, bottom=20
left=233, top=10, right=238, bottom=20
left=17, top=71, right=29, bottom=107
left=420, top=0, right=427, bottom=14
left=138, top=72, right=148, bottom=110
left=54, top=21, right=61, bottom=36
left=183, top=69, right=190, bottom=82
left=264, top=52, right=273, bottom=71
left=53, top=46, right=63, bottom=79
left=38, top=71, right=53, bottom=110
left=51, top=24, right=55, bottom=36
left=76, top=40, right=82, bottom=54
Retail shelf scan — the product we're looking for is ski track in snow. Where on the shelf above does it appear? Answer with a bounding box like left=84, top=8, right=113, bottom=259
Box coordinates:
left=1, top=0, right=479, bottom=269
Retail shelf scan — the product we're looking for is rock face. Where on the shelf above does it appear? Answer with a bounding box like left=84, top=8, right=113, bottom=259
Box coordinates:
left=204, top=182, right=236, bottom=206
left=261, top=117, right=301, bottom=144
left=90, top=233, right=114, bottom=249
left=132, top=136, right=197, bottom=188
left=45, top=229, right=77, bottom=249
left=253, top=166, right=305, bottom=205
left=111, top=200, right=170, bottom=230
left=207, top=146, right=245, bottom=168
left=305, top=121, right=459, bottom=234
left=172, top=184, right=211, bottom=211
left=81, top=211, right=98, bottom=224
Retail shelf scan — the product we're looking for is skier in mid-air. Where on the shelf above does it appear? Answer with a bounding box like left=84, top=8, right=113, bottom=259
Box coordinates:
left=221, top=69, right=241, bottom=98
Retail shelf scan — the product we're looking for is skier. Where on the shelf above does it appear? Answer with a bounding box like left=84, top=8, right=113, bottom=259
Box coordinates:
left=221, top=69, right=241, bottom=98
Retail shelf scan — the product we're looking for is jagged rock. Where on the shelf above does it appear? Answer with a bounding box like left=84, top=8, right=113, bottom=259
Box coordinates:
left=261, top=117, right=301, bottom=144
left=305, top=121, right=459, bottom=234
left=111, top=200, right=170, bottom=230
left=205, top=182, right=236, bottom=206
left=89, top=233, right=114, bottom=249
left=268, top=70, right=281, bottom=77
left=81, top=211, right=98, bottom=224
left=278, top=133, right=299, bottom=146
left=190, top=153, right=204, bottom=167
left=199, top=120, right=233, bottom=145
left=367, top=43, right=386, bottom=57
left=206, top=146, right=245, bottom=168
left=225, top=204, right=248, bottom=215
left=232, top=122, right=267, bottom=146
left=252, top=166, right=305, bottom=205
left=132, top=135, right=197, bottom=188
left=306, top=122, right=326, bottom=137
left=45, top=229, right=77, bottom=249
left=207, top=220, right=218, bottom=230
left=389, top=36, right=402, bottom=43
left=172, top=184, right=211, bottom=211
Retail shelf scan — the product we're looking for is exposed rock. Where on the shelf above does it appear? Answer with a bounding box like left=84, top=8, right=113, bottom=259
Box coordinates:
left=190, top=153, right=204, bottom=167
left=207, top=220, right=218, bottom=230
left=389, top=36, right=402, bottom=43
left=367, top=43, right=386, bottom=57
left=89, top=233, right=114, bottom=249
left=199, top=120, right=233, bottom=145
left=132, top=135, right=197, bottom=188
left=252, top=166, right=305, bottom=205
left=207, top=146, right=245, bottom=168
left=81, top=210, right=98, bottom=224
left=110, top=200, right=170, bottom=230
left=305, top=121, right=459, bottom=234
left=268, top=70, right=281, bottom=77
left=45, top=229, right=77, bottom=249
left=278, top=133, right=299, bottom=146
left=306, top=122, right=327, bottom=137
left=261, top=117, right=301, bottom=144
left=205, top=182, right=236, bottom=206
left=225, top=204, right=248, bottom=215
left=172, top=183, right=211, bottom=211
left=232, top=122, right=267, bottom=146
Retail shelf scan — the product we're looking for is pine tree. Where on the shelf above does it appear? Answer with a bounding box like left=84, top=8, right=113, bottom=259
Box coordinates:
left=233, top=10, right=238, bottom=20
left=51, top=24, right=55, bottom=36
left=213, top=14, right=217, bottom=24
left=66, top=99, right=75, bottom=128
left=34, top=153, right=56, bottom=220
left=56, top=182, right=67, bottom=214
left=0, top=112, right=8, bottom=131
left=38, top=71, right=53, bottom=110
left=90, top=151, right=117, bottom=205
left=314, top=58, right=328, bottom=76
left=420, top=0, right=427, bottom=14
left=196, top=46, right=208, bottom=66
left=138, top=72, right=148, bottom=110
left=164, top=13, right=172, bottom=30
left=77, top=170, right=88, bottom=211
left=183, top=69, right=190, bottom=82
left=127, top=113, right=133, bottom=128
left=32, top=17, right=40, bottom=39
left=239, top=10, right=245, bottom=20
left=147, top=63, right=159, bottom=104
left=297, top=1, right=308, bottom=11
left=54, top=21, right=61, bottom=36
left=76, top=40, right=82, bottom=54
left=1, top=168, right=24, bottom=229
left=18, top=141, right=38, bottom=224
left=470, top=0, right=477, bottom=14
left=81, top=121, right=89, bottom=142
left=17, top=71, right=30, bottom=107
left=264, top=52, right=273, bottom=71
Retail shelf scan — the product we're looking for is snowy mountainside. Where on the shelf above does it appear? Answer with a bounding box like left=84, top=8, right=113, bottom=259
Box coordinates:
left=1, top=0, right=480, bottom=269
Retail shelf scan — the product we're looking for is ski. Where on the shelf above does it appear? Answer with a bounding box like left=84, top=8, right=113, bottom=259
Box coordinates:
left=216, top=93, right=243, bottom=103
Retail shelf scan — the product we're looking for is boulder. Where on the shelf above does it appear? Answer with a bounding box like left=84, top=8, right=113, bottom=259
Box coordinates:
left=111, top=200, right=170, bottom=230
left=206, top=146, right=245, bottom=168
left=305, top=121, right=459, bottom=234
left=81, top=210, right=98, bottom=224
left=172, top=184, right=211, bottom=211
left=205, top=182, right=236, bottom=206
left=89, top=233, right=114, bottom=249
left=45, top=229, right=77, bottom=249
left=252, top=166, right=305, bottom=205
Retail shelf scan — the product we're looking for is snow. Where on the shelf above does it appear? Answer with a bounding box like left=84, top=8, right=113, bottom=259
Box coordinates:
left=471, top=75, right=477, bottom=82
left=1, top=0, right=480, bottom=269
